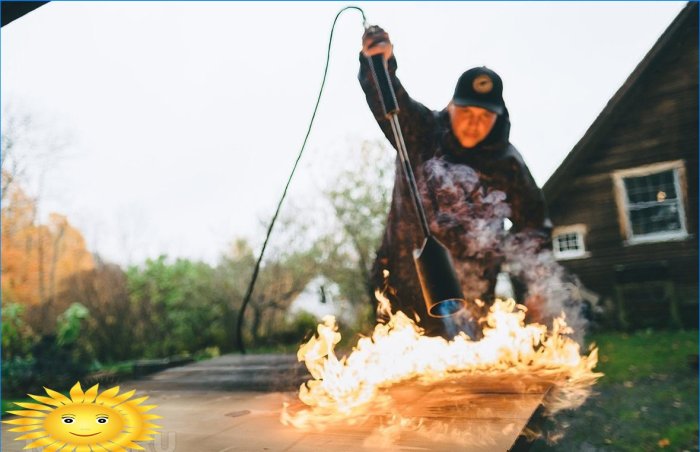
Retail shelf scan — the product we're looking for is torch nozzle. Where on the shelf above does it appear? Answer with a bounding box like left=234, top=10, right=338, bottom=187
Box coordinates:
left=430, top=299, right=466, bottom=318
left=413, top=236, right=468, bottom=319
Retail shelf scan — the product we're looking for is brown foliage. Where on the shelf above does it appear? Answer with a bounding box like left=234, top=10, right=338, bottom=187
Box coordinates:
left=59, top=262, right=134, bottom=362
left=1, top=178, right=94, bottom=332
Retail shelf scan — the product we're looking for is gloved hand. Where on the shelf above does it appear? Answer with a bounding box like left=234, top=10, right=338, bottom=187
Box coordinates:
left=362, top=25, right=393, bottom=60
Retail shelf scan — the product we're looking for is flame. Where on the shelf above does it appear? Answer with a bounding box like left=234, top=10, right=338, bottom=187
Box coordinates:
left=282, top=291, right=602, bottom=441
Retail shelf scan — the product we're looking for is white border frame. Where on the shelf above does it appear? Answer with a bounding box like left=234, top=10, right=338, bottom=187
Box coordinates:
left=552, top=224, right=589, bottom=260
left=612, top=160, right=688, bottom=245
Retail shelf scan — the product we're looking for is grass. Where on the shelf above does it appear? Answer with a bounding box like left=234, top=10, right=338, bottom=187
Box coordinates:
left=592, top=329, right=698, bottom=383
left=532, top=329, right=699, bottom=451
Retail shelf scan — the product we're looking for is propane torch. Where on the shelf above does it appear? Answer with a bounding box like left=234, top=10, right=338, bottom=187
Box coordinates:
left=364, top=25, right=468, bottom=319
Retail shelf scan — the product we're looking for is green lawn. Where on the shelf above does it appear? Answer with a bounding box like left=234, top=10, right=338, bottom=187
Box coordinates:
left=593, top=329, right=698, bottom=383
left=533, top=329, right=699, bottom=451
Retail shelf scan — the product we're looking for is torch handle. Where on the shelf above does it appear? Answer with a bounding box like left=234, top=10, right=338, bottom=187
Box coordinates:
left=366, top=54, right=431, bottom=238
left=368, top=54, right=399, bottom=116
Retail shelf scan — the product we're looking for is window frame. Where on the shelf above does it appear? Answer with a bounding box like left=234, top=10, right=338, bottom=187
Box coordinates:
left=612, top=160, right=689, bottom=245
left=552, top=224, right=589, bottom=260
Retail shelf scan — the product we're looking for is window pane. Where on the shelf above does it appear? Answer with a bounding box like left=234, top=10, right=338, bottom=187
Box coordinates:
left=623, top=169, right=683, bottom=237
left=556, top=232, right=581, bottom=252
left=629, top=202, right=682, bottom=235
left=624, top=170, right=677, bottom=203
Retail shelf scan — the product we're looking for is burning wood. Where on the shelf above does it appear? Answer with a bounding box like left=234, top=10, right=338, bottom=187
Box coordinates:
left=281, top=292, right=602, bottom=446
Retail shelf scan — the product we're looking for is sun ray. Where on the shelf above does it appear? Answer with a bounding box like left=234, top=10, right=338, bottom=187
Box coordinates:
left=112, top=390, right=136, bottom=404
left=44, top=387, right=72, bottom=405
left=69, top=382, right=86, bottom=403
left=141, top=414, right=162, bottom=421
left=15, top=430, right=49, bottom=441
left=84, top=384, right=99, bottom=403
left=104, top=442, right=127, bottom=452
left=26, top=436, right=59, bottom=449
left=43, top=440, right=66, bottom=452
left=129, top=396, right=149, bottom=405
left=7, top=410, right=47, bottom=418
left=3, top=418, right=42, bottom=425
left=111, top=433, right=129, bottom=447
left=14, top=402, right=53, bottom=411
left=96, top=386, right=120, bottom=402
left=8, top=425, right=43, bottom=432
left=28, top=394, right=64, bottom=407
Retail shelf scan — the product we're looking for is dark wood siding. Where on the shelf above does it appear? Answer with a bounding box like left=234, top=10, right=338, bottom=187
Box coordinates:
left=545, top=6, right=698, bottom=328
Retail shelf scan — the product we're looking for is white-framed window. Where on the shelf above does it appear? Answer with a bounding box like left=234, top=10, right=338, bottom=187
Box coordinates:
left=552, top=224, right=588, bottom=260
left=612, top=160, right=688, bottom=244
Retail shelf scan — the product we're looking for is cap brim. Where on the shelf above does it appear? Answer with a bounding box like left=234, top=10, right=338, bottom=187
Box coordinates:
left=452, top=97, right=503, bottom=115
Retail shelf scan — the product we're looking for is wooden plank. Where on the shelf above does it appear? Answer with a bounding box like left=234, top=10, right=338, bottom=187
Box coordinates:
left=1, top=361, right=552, bottom=452
left=2, top=382, right=550, bottom=452
left=280, top=375, right=550, bottom=451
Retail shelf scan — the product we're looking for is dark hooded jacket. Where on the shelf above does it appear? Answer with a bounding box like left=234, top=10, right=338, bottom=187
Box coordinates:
left=358, top=54, right=552, bottom=335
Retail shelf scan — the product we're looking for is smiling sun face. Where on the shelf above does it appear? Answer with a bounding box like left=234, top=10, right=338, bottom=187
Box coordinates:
left=3, top=382, right=161, bottom=451
left=44, top=403, right=124, bottom=445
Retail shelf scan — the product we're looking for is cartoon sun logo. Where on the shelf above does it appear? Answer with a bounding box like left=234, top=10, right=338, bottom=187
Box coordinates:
left=3, top=382, right=161, bottom=451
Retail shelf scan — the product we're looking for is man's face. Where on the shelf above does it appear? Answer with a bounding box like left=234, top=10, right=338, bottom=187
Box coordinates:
left=448, top=104, right=498, bottom=148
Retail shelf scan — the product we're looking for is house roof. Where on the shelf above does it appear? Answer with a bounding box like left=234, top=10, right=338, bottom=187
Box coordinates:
left=1, top=2, right=48, bottom=27
left=543, top=1, right=698, bottom=204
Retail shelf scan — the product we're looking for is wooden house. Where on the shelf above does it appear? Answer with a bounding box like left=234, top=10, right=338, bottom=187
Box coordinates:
left=543, top=2, right=698, bottom=329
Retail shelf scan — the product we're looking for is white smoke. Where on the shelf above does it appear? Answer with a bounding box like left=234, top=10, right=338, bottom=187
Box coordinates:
left=419, top=156, right=587, bottom=342
left=503, top=233, right=588, bottom=343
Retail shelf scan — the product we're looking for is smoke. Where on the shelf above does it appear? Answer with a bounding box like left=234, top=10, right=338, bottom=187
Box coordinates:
left=419, top=156, right=587, bottom=342
left=503, top=233, right=588, bottom=343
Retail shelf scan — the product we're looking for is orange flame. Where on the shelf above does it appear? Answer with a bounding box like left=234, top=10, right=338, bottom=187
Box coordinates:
left=282, top=292, right=602, bottom=434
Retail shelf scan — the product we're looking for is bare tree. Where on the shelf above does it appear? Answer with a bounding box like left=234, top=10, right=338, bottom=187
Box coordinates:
left=319, top=140, right=393, bottom=306
left=1, top=105, right=70, bottom=202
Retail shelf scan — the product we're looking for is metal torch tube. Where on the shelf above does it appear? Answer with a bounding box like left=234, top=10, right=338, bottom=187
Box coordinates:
left=388, top=113, right=431, bottom=239
left=366, top=48, right=467, bottom=323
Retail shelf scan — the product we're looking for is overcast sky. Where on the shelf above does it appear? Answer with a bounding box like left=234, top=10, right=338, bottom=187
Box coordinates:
left=1, top=1, right=687, bottom=266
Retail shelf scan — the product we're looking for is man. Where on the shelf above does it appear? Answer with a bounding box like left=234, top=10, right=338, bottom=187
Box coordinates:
left=359, top=26, right=552, bottom=337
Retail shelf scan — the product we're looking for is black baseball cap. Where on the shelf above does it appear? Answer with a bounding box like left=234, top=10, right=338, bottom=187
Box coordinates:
left=452, top=67, right=505, bottom=115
